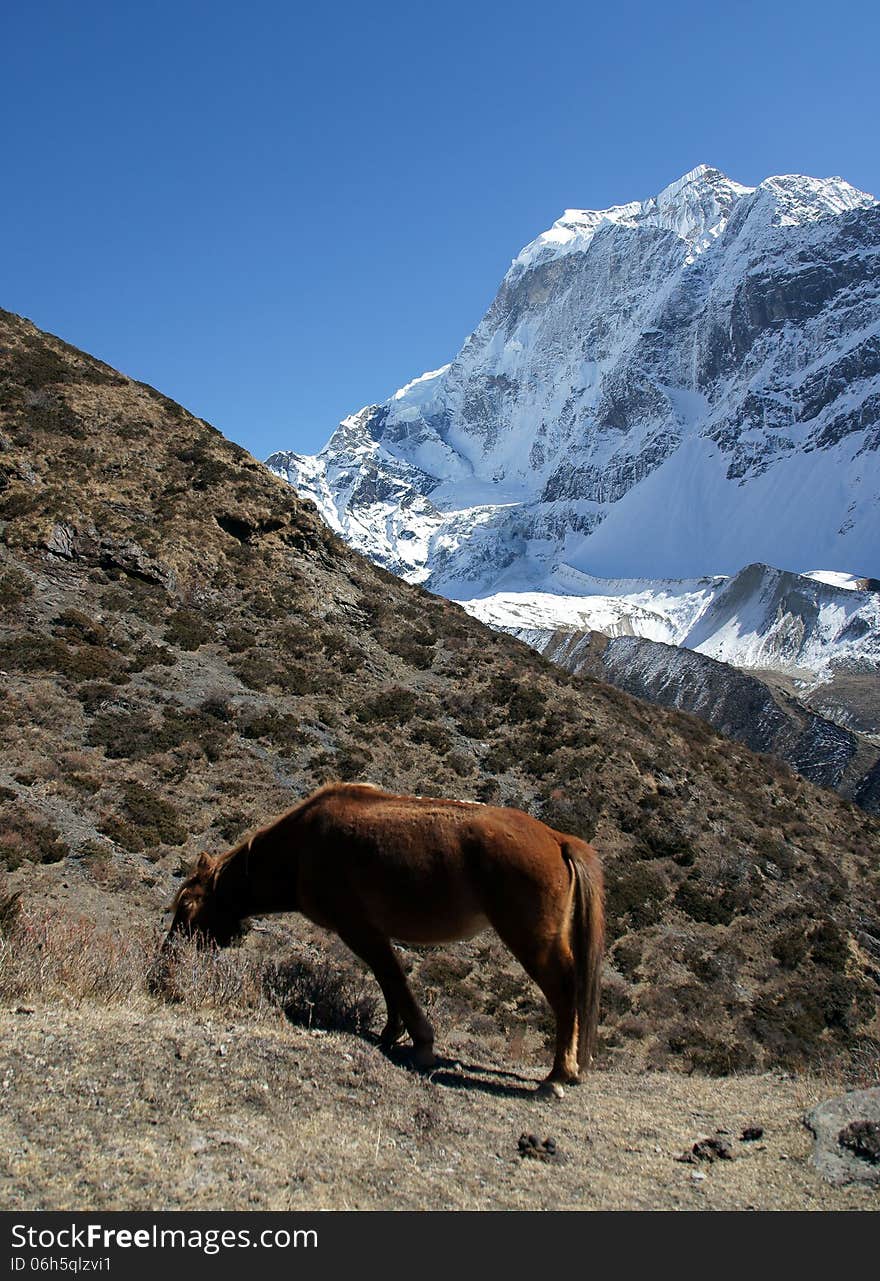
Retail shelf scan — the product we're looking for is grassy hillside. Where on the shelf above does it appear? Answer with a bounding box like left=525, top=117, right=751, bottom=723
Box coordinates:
left=1, top=306, right=878, bottom=1077
left=2, top=1000, right=875, bottom=1211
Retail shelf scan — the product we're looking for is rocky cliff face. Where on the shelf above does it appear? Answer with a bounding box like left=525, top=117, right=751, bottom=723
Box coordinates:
left=521, top=628, right=880, bottom=812
left=268, top=165, right=880, bottom=594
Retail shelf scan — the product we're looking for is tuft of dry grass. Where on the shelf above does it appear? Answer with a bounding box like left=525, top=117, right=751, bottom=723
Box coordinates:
left=0, top=890, right=377, bottom=1038
left=0, top=903, right=157, bottom=1005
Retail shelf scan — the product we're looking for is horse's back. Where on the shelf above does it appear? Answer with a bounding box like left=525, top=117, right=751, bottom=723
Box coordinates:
left=290, top=785, right=573, bottom=944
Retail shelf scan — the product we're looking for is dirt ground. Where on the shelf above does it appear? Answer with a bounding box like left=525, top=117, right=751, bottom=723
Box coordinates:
left=0, top=1003, right=874, bottom=1211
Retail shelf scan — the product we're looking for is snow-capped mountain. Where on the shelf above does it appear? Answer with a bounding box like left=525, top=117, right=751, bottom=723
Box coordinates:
left=466, top=563, right=880, bottom=685
left=268, top=164, right=880, bottom=599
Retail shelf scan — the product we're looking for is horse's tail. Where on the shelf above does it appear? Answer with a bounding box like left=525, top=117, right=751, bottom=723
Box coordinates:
left=562, top=838, right=605, bottom=1073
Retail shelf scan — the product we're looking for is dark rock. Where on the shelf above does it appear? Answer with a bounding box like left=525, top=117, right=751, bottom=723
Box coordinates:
left=805, top=1087, right=880, bottom=1185
left=676, top=1134, right=735, bottom=1163
left=838, top=1120, right=880, bottom=1164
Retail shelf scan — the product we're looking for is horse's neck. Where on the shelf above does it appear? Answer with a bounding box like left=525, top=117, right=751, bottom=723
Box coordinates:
left=218, top=824, right=298, bottom=918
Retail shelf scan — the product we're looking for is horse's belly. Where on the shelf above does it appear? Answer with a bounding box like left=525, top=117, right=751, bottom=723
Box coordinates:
left=390, top=910, right=490, bottom=946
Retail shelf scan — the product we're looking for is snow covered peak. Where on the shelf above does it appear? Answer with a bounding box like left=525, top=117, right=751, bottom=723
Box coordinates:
left=508, top=164, right=753, bottom=279
left=749, top=172, right=876, bottom=226
left=506, top=165, right=876, bottom=282
left=648, top=164, right=753, bottom=248
left=655, top=163, right=734, bottom=198
left=389, top=364, right=450, bottom=413
left=508, top=201, right=642, bottom=278
left=269, top=163, right=880, bottom=599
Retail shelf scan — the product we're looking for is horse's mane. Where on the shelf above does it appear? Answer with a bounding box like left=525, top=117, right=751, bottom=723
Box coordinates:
left=214, top=781, right=383, bottom=871
left=170, top=782, right=383, bottom=907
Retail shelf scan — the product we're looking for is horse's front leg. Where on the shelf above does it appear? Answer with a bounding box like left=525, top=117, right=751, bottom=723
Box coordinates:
left=336, top=925, right=436, bottom=1068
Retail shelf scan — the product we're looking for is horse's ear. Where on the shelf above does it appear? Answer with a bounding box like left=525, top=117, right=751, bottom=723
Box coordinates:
left=196, top=851, right=216, bottom=874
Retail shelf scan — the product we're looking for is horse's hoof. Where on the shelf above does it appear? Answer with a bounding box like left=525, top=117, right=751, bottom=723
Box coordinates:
left=412, top=1046, right=437, bottom=1070
left=537, top=1080, right=565, bottom=1100
left=380, top=1020, right=404, bottom=1049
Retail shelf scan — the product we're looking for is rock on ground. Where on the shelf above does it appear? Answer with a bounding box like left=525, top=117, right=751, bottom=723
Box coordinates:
left=805, top=1087, right=880, bottom=1186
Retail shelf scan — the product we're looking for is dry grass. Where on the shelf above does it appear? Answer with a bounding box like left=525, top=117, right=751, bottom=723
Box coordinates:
left=0, top=892, right=376, bottom=1037
left=1, top=1001, right=876, bottom=1212
left=0, top=890, right=875, bottom=1211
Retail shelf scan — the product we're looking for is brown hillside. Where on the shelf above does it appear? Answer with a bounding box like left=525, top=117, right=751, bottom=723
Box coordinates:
left=0, top=306, right=878, bottom=1077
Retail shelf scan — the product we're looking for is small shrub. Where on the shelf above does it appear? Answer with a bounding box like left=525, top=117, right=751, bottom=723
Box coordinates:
left=88, top=709, right=175, bottom=759
left=231, top=653, right=283, bottom=691
left=482, top=740, right=518, bottom=771
left=126, top=641, right=176, bottom=670
left=0, top=907, right=152, bottom=1004
left=165, top=609, right=214, bottom=651
left=99, top=781, right=186, bottom=851
left=408, top=719, right=452, bottom=754
left=540, top=790, right=600, bottom=843
left=0, top=811, right=68, bottom=868
left=668, top=1023, right=756, bottom=1075
left=225, top=624, right=257, bottom=653
left=0, top=885, right=22, bottom=934
left=446, top=751, right=474, bottom=777
left=216, top=811, right=249, bottom=843
left=487, top=674, right=547, bottom=725
left=639, top=824, right=696, bottom=865
left=475, top=778, right=502, bottom=804
left=238, top=708, right=300, bottom=748
left=333, top=745, right=373, bottom=779
left=810, top=919, right=848, bottom=971
left=606, top=863, right=670, bottom=931
left=200, top=694, right=234, bottom=722
left=357, top=687, right=421, bottom=725
left=611, top=937, right=643, bottom=980
left=772, top=926, right=809, bottom=970
left=386, top=633, right=436, bottom=669
left=53, top=609, right=109, bottom=645
left=263, top=957, right=378, bottom=1033
left=749, top=975, right=874, bottom=1063
left=0, top=567, right=33, bottom=606
left=75, top=682, right=118, bottom=714
left=675, top=876, right=737, bottom=926
left=0, top=635, right=126, bottom=682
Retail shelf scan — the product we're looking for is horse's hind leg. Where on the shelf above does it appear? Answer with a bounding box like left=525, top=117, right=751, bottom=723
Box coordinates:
left=487, top=916, right=580, bottom=1096
left=379, top=1010, right=405, bottom=1050
left=539, top=946, right=581, bottom=1095
left=336, top=926, right=436, bottom=1068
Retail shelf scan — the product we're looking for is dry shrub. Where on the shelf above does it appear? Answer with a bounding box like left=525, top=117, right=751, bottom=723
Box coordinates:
left=0, top=897, right=259, bottom=1012
left=0, top=810, right=69, bottom=870
left=0, top=886, right=22, bottom=934
left=0, top=899, right=375, bottom=1036
left=153, top=936, right=378, bottom=1033
left=152, top=935, right=268, bottom=1011
left=262, top=956, right=378, bottom=1034
left=0, top=566, right=34, bottom=606
left=0, top=905, right=151, bottom=1002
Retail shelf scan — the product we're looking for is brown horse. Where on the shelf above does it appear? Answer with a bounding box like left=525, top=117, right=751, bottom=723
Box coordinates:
left=166, top=782, right=604, bottom=1096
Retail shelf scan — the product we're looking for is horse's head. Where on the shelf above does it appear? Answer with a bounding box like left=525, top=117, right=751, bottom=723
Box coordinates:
left=165, top=851, right=241, bottom=948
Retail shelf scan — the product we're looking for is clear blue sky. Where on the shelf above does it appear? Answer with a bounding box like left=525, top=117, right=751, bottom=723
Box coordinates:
left=2, top=0, right=877, bottom=459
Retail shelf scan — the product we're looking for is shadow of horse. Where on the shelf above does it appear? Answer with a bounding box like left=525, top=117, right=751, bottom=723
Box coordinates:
left=381, top=1043, right=543, bottom=1099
